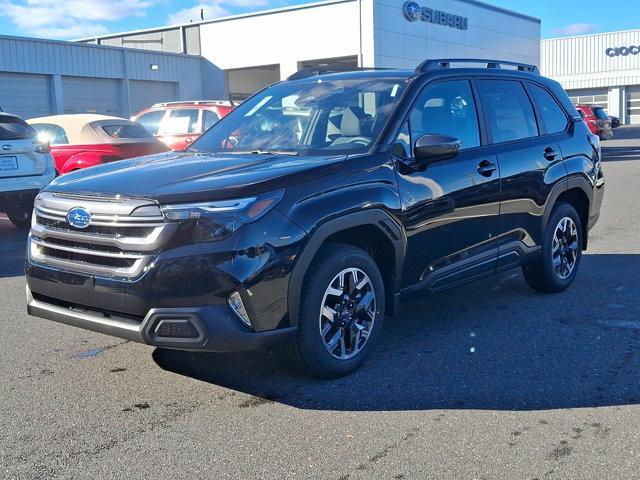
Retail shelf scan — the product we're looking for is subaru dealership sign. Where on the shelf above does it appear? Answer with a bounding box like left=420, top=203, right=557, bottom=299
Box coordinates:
left=403, top=1, right=469, bottom=30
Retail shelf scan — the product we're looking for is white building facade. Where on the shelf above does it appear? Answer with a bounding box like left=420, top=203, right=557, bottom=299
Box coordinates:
left=542, top=29, right=640, bottom=125
left=86, top=0, right=540, bottom=102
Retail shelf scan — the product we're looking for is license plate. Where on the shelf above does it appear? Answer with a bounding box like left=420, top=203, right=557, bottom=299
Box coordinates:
left=0, top=156, right=18, bottom=171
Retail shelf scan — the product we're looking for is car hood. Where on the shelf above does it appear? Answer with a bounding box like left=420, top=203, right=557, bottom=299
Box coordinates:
left=46, top=151, right=346, bottom=204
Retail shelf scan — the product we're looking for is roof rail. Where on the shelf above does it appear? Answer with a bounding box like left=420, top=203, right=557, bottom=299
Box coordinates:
left=415, top=58, right=539, bottom=74
left=286, top=66, right=394, bottom=81
left=151, top=100, right=235, bottom=108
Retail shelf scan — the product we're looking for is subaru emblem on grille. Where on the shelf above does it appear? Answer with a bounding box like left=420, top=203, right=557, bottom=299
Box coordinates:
left=67, top=207, right=92, bottom=229
left=2, top=144, right=11, bottom=151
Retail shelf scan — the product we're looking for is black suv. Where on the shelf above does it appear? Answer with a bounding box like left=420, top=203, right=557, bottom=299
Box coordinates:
left=26, top=59, right=605, bottom=377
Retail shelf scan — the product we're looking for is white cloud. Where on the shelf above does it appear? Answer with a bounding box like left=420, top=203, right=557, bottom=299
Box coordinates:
left=552, top=23, right=599, bottom=37
left=168, top=0, right=270, bottom=25
left=0, top=0, right=153, bottom=39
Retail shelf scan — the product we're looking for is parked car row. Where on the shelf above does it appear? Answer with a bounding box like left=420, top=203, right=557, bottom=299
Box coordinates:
left=0, top=99, right=233, bottom=228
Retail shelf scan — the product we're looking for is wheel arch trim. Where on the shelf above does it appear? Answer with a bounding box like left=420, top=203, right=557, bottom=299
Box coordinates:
left=287, top=209, right=405, bottom=326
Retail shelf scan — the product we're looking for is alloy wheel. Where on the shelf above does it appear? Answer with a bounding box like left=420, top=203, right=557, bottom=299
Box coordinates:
left=318, top=267, right=376, bottom=360
left=552, top=216, right=579, bottom=280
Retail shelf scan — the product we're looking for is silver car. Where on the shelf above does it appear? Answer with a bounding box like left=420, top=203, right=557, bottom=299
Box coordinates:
left=0, top=112, right=56, bottom=228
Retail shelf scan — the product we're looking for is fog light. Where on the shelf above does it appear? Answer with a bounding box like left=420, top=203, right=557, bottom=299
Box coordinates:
left=229, top=291, right=251, bottom=328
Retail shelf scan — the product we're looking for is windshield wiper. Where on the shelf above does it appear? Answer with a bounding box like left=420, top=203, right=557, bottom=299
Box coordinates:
left=224, top=150, right=299, bottom=156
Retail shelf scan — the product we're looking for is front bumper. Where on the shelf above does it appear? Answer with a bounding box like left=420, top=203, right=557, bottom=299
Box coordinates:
left=26, top=285, right=296, bottom=351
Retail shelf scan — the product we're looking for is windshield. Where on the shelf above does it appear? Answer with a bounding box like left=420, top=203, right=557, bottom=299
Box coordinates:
left=593, top=107, right=608, bottom=120
left=191, top=78, right=408, bottom=155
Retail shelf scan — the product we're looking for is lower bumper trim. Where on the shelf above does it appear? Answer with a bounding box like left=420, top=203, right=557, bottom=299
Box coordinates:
left=26, top=286, right=296, bottom=352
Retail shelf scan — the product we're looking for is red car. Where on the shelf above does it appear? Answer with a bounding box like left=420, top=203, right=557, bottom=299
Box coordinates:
left=132, top=101, right=234, bottom=151
left=575, top=104, right=613, bottom=140
left=27, top=115, right=169, bottom=175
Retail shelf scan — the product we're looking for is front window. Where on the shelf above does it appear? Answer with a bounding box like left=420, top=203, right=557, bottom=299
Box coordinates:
left=137, top=110, right=165, bottom=135
left=165, top=109, right=199, bottom=135
left=593, top=107, right=608, bottom=120
left=191, top=78, right=408, bottom=155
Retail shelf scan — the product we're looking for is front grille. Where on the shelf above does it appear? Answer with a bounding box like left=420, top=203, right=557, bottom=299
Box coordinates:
left=35, top=215, right=156, bottom=238
left=29, top=192, right=177, bottom=278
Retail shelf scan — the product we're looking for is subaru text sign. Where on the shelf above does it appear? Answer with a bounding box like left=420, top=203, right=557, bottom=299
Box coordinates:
left=403, top=1, right=468, bottom=30
left=606, top=45, right=640, bottom=57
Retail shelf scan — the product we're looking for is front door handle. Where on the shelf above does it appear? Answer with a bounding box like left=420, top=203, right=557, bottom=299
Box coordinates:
left=544, top=146, right=558, bottom=161
left=477, top=160, right=497, bottom=177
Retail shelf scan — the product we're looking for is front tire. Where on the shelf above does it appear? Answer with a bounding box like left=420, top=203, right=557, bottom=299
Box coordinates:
left=284, top=244, right=385, bottom=378
left=522, top=202, right=583, bottom=293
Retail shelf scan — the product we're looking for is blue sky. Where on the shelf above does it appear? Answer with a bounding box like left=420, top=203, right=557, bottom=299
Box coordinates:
left=0, top=0, right=635, bottom=40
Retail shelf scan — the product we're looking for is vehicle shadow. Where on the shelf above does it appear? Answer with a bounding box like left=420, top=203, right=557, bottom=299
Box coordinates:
left=153, top=253, right=640, bottom=412
left=0, top=218, right=27, bottom=279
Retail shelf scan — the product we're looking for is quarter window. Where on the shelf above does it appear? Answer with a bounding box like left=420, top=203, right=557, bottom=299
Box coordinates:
left=529, top=84, right=569, bottom=134
left=477, top=80, right=539, bottom=143
left=408, top=80, right=481, bottom=151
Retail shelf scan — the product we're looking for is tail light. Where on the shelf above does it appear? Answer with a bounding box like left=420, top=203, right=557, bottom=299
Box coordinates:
left=35, top=141, right=51, bottom=154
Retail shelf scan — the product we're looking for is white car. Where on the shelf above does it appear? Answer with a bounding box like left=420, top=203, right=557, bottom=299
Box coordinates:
left=0, top=112, right=56, bottom=228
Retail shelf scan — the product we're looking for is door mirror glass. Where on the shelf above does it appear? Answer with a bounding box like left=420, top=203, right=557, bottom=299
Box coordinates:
left=414, top=134, right=460, bottom=163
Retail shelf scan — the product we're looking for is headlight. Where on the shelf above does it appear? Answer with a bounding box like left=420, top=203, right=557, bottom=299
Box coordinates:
left=160, top=189, right=284, bottom=242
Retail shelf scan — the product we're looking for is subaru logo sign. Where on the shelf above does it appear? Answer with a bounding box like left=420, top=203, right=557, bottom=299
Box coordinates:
left=67, top=207, right=91, bottom=229
left=402, top=1, right=468, bottom=30
left=403, top=1, right=422, bottom=22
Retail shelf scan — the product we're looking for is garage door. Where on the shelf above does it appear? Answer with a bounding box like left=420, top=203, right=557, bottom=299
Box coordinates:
left=130, top=80, right=177, bottom=115
left=0, top=72, right=52, bottom=120
left=62, top=76, right=121, bottom=116
left=567, top=88, right=608, bottom=111
left=627, top=86, right=640, bottom=125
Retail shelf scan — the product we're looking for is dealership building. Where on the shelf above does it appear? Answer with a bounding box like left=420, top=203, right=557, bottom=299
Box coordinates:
left=83, top=0, right=541, bottom=102
left=1, top=0, right=540, bottom=119
left=542, top=29, right=640, bottom=124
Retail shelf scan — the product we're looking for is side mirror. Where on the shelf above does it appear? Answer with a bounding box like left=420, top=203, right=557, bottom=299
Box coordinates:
left=414, top=134, right=461, bottom=163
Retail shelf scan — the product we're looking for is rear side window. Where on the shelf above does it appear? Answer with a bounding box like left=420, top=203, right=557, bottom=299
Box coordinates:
left=137, top=110, right=165, bottom=135
left=408, top=80, right=481, bottom=150
left=202, top=110, right=220, bottom=131
left=477, top=80, right=538, bottom=143
left=0, top=116, right=36, bottom=140
left=528, top=84, right=569, bottom=134
left=165, top=109, right=199, bottom=134
left=102, top=124, right=153, bottom=139
left=30, top=123, right=69, bottom=145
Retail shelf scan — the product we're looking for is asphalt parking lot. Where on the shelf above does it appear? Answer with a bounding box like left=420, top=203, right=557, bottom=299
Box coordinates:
left=2, top=127, right=640, bottom=480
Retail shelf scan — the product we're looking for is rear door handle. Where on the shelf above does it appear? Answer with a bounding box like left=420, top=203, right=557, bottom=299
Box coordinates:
left=544, top=147, right=558, bottom=160
left=477, top=160, right=497, bottom=177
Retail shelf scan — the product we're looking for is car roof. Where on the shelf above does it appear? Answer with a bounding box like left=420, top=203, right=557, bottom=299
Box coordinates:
left=286, top=69, right=415, bottom=83
left=27, top=114, right=148, bottom=145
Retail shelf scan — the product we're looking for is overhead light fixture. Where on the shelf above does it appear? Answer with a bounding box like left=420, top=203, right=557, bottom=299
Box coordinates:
left=150, top=64, right=159, bottom=71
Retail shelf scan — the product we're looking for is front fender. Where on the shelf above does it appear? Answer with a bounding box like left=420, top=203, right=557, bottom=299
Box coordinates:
left=287, top=209, right=406, bottom=326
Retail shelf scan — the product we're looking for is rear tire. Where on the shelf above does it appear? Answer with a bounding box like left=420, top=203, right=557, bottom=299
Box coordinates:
left=284, top=244, right=385, bottom=378
left=522, top=202, right=583, bottom=293
left=6, top=208, right=32, bottom=229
